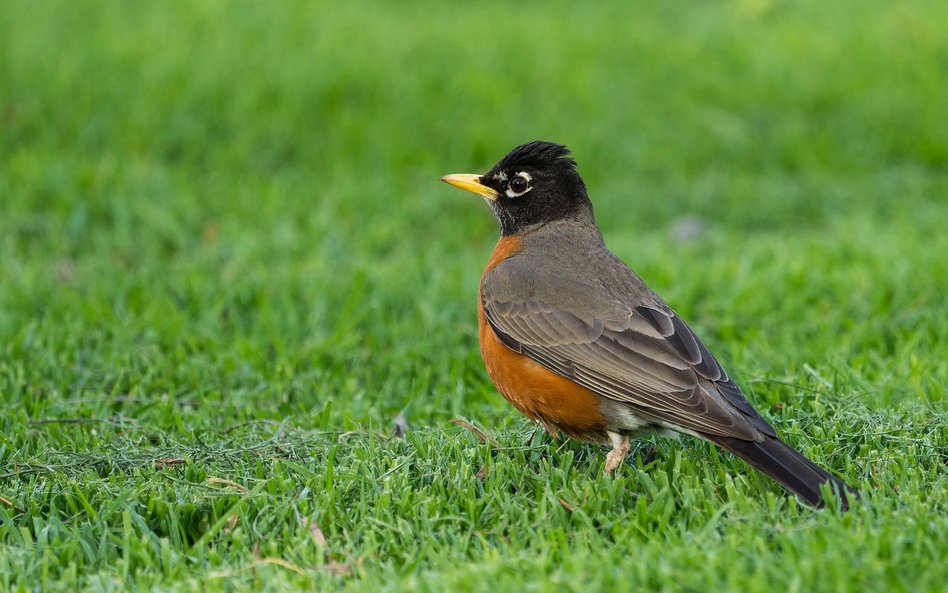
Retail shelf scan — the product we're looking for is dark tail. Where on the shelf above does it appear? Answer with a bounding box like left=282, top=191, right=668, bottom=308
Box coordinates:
left=708, top=435, right=858, bottom=510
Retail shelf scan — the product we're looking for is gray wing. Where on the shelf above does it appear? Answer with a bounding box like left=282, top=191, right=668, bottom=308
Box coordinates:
left=482, top=260, right=776, bottom=441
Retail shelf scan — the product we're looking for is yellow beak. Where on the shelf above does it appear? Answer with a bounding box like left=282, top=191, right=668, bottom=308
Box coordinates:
left=440, top=173, right=500, bottom=201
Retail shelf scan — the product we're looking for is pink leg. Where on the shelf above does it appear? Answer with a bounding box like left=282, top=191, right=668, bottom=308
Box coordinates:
left=604, top=431, right=630, bottom=474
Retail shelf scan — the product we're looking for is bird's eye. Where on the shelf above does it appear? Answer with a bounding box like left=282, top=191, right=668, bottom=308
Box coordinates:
left=506, top=172, right=532, bottom=197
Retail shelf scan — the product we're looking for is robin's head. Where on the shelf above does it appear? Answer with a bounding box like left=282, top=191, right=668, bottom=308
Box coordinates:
left=442, top=141, right=593, bottom=236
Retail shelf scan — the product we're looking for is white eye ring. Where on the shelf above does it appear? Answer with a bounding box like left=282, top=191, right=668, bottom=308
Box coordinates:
left=505, top=172, right=533, bottom=198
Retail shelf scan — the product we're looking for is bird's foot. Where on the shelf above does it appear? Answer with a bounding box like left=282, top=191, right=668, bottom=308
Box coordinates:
left=603, top=431, right=630, bottom=474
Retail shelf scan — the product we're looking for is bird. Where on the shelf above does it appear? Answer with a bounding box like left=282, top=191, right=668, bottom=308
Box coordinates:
left=441, top=140, right=858, bottom=510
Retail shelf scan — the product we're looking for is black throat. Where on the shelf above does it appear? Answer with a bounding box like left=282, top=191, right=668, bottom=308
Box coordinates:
left=492, top=191, right=595, bottom=236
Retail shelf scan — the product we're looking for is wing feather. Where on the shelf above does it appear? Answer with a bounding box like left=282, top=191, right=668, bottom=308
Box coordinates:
left=482, top=265, right=776, bottom=440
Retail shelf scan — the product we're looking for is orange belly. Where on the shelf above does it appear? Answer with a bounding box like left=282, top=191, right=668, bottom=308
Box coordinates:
left=477, top=236, right=607, bottom=442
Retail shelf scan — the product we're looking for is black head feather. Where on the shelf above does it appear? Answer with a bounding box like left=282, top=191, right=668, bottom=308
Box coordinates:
left=478, top=141, right=593, bottom=236
left=493, top=141, right=577, bottom=172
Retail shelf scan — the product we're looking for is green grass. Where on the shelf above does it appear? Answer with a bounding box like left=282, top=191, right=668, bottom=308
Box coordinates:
left=2, top=0, right=947, bottom=591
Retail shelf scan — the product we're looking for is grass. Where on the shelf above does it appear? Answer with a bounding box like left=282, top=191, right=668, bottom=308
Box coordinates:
left=1, top=0, right=947, bottom=590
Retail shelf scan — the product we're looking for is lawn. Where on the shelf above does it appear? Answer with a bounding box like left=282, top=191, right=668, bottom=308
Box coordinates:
left=1, top=0, right=947, bottom=591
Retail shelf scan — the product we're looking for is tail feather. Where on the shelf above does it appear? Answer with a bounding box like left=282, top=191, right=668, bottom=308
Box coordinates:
left=708, top=435, right=858, bottom=510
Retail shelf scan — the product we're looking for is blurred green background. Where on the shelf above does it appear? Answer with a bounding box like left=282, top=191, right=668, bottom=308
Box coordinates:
left=1, top=1, right=946, bottom=591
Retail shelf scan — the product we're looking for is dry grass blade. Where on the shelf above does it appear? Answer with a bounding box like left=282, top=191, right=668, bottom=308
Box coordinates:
left=319, top=562, right=353, bottom=577
left=211, top=557, right=307, bottom=577
left=207, top=476, right=249, bottom=493
left=0, top=494, right=24, bottom=513
left=302, top=517, right=327, bottom=546
left=222, top=514, right=239, bottom=533
left=450, top=418, right=498, bottom=447
left=28, top=417, right=137, bottom=427
left=154, top=457, right=185, bottom=469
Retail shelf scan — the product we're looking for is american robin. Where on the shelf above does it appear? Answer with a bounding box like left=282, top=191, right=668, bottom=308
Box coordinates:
left=442, top=141, right=857, bottom=509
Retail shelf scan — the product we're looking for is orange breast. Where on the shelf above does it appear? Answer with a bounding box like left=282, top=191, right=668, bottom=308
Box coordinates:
left=477, top=236, right=607, bottom=442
